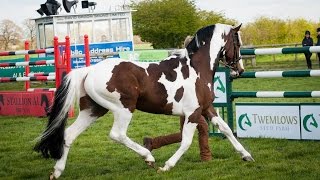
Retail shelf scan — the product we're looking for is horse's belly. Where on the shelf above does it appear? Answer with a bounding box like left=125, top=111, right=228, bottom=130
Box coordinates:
left=135, top=86, right=193, bottom=116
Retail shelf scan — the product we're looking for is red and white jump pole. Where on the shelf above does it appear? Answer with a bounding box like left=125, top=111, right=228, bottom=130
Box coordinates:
left=24, top=41, right=30, bottom=91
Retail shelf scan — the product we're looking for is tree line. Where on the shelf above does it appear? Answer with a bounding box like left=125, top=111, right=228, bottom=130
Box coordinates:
left=242, top=17, right=320, bottom=46
left=0, top=0, right=319, bottom=50
left=132, top=0, right=320, bottom=48
left=0, top=19, right=36, bottom=50
left=131, top=0, right=236, bottom=48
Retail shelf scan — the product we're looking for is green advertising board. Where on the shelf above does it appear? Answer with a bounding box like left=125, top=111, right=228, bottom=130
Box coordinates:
left=119, top=50, right=169, bottom=62
left=0, top=57, right=54, bottom=78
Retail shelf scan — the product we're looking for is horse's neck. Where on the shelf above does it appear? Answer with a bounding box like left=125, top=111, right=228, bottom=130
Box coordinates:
left=189, top=47, right=215, bottom=83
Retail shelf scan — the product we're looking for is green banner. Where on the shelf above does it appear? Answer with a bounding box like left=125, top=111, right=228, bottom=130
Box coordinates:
left=119, top=50, right=169, bottom=62
left=0, top=57, right=54, bottom=78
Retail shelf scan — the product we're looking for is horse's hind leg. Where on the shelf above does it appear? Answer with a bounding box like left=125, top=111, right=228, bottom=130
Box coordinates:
left=206, top=106, right=254, bottom=161
left=52, top=96, right=108, bottom=179
left=109, top=109, right=155, bottom=165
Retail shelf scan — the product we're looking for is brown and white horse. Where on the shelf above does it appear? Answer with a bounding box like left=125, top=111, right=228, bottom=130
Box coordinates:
left=34, top=23, right=253, bottom=179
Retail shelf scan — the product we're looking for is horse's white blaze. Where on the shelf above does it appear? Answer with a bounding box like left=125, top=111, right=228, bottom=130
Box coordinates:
left=237, top=31, right=243, bottom=46
left=209, top=24, right=232, bottom=70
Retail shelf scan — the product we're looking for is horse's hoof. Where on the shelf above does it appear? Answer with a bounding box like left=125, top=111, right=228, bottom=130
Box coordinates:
left=49, top=172, right=56, bottom=180
left=145, top=161, right=156, bottom=168
left=157, top=167, right=164, bottom=173
left=242, top=156, right=255, bottom=162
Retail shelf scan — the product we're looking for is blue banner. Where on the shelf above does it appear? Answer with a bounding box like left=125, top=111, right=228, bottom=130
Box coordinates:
left=70, top=41, right=133, bottom=68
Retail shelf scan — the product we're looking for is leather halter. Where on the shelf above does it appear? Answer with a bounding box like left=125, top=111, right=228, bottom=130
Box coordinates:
left=219, top=31, right=241, bottom=70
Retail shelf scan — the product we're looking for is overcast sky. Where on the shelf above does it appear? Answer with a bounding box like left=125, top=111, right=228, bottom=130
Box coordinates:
left=0, top=0, right=319, bottom=26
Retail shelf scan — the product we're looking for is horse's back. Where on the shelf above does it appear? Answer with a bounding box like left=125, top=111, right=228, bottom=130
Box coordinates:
left=82, top=58, right=201, bottom=115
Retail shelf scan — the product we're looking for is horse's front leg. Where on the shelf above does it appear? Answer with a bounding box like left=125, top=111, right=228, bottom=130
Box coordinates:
left=158, top=108, right=201, bottom=172
left=205, top=106, right=254, bottom=161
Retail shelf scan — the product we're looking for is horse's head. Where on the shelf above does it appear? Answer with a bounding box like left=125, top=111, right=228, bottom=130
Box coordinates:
left=186, top=23, right=244, bottom=78
left=222, top=24, right=244, bottom=77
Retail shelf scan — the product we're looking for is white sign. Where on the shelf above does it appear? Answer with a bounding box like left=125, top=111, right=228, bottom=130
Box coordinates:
left=301, top=104, right=320, bottom=140
left=213, top=72, right=227, bottom=104
left=236, top=104, right=300, bottom=139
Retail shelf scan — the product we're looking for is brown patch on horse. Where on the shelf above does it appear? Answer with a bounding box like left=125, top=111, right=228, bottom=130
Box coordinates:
left=179, top=58, right=189, bottom=79
left=80, top=95, right=108, bottom=117
left=181, top=66, right=189, bottom=79
left=191, top=44, right=214, bottom=81
left=174, top=86, right=184, bottom=102
left=221, top=32, right=227, bottom=41
left=106, top=62, right=146, bottom=112
left=147, top=59, right=179, bottom=82
left=223, top=29, right=241, bottom=67
left=188, top=107, right=202, bottom=123
left=194, top=78, right=214, bottom=111
left=165, top=71, right=177, bottom=82
left=187, top=35, right=214, bottom=80
left=223, top=32, right=235, bottom=61
left=106, top=61, right=181, bottom=114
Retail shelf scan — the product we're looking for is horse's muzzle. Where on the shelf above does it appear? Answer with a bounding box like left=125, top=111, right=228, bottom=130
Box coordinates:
left=230, top=69, right=244, bottom=78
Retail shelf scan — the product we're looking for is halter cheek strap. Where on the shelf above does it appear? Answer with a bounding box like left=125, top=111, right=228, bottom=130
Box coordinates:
left=218, top=31, right=242, bottom=70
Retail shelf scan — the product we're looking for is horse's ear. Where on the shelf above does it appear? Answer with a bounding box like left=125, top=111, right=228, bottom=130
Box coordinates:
left=233, top=23, right=242, bottom=32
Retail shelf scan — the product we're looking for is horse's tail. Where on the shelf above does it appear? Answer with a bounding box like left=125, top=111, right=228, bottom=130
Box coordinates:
left=34, top=67, right=90, bottom=159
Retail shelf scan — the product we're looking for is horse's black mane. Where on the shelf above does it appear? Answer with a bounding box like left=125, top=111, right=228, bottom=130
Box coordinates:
left=186, top=25, right=215, bottom=55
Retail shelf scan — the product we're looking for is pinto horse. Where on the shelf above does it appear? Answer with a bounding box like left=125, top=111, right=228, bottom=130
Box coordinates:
left=34, top=23, right=253, bottom=179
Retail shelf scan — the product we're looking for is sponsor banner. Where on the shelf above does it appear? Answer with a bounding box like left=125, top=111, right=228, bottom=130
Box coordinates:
left=0, top=92, right=53, bottom=117
left=119, top=50, right=169, bottom=61
left=0, top=58, right=54, bottom=77
left=236, top=104, right=300, bottom=139
left=71, top=41, right=133, bottom=68
left=213, top=72, right=227, bottom=104
left=301, top=104, right=320, bottom=140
